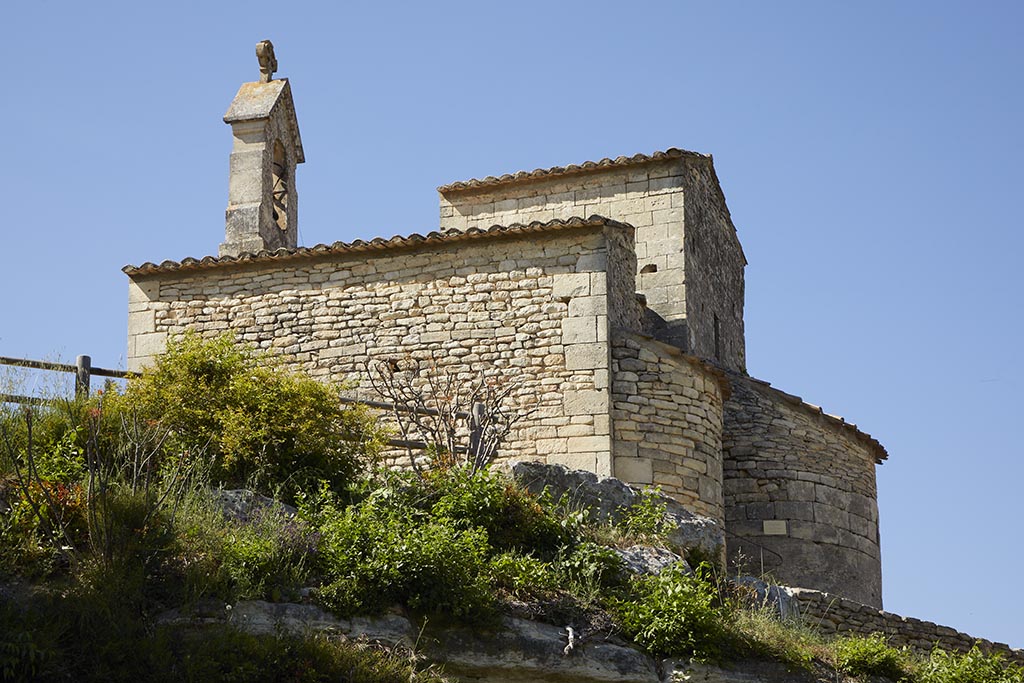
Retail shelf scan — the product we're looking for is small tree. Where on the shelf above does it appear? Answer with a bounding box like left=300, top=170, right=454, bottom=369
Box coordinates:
left=366, top=356, right=531, bottom=475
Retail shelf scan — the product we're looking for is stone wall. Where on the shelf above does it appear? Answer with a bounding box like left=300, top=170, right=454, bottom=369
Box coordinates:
left=438, top=151, right=746, bottom=371
left=792, top=588, right=1024, bottom=665
left=126, top=219, right=638, bottom=475
left=722, top=375, right=884, bottom=608
left=610, top=331, right=726, bottom=524
left=680, top=162, right=745, bottom=370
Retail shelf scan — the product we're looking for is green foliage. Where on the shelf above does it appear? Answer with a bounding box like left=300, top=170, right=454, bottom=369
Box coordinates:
left=0, top=605, right=54, bottom=682
left=111, top=332, right=380, bottom=501
left=618, top=487, right=670, bottom=541
left=426, top=467, right=571, bottom=559
left=917, top=645, right=1024, bottom=683
left=489, top=552, right=559, bottom=597
left=612, top=564, right=728, bottom=661
left=833, top=632, right=911, bottom=681
left=556, top=541, right=624, bottom=592
left=314, top=493, right=494, bottom=618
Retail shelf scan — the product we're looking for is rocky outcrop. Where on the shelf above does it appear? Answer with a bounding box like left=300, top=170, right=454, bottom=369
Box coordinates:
left=507, top=460, right=724, bottom=556
left=156, top=600, right=853, bottom=683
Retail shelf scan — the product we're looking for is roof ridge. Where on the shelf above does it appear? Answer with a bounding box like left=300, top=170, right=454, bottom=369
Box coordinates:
left=123, top=215, right=631, bottom=276
left=437, top=147, right=710, bottom=193
left=739, top=373, right=889, bottom=463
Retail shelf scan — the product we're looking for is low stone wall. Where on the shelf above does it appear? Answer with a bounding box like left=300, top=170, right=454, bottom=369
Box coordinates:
left=722, top=374, right=885, bottom=607
left=610, top=331, right=727, bottom=523
left=792, top=587, right=1024, bottom=665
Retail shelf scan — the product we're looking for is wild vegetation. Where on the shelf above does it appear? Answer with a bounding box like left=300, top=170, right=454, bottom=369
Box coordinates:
left=0, top=334, right=1020, bottom=682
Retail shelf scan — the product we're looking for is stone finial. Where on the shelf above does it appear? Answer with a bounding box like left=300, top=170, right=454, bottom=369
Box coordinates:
left=256, top=40, right=277, bottom=83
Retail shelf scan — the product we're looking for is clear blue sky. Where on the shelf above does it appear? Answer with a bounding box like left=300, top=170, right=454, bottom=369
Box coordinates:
left=2, top=1, right=1021, bottom=649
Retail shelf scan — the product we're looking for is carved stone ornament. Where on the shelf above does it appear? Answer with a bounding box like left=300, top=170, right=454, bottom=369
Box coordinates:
left=256, top=40, right=277, bottom=83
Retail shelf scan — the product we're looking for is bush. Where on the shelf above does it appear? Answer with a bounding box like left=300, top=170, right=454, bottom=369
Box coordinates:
left=314, top=495, right=494, bottom=618
left=612, top=564, right=728, bottom=660
left=427, top=467, right=570, bottom=559
left=109, top=332, right=380, bottom=501
left=618, top=487, right=670, bottom=541
left=918, top=645, right=1024, bottom=683
left=832, top=632, right=911, bottom=681
left=557, top=541, right=625, bottom=592
left=489, top=552, right=559, bottom=597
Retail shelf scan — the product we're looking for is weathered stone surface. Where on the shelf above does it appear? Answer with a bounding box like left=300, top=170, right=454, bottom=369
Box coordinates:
left=156, top=600, right=417, bottom=648
left=611, top=331, right=726, bottom=522
left=733, top=577, right=800, bottom=621
left=439, top=154, right=746, bottom=372
left=613, top=545, right=687, bottom=576
left=508, top=460, right=723, bottom=555
left=667, top=660, right=841, bottom=683
left=426, top=617, right=658, bottom=683
left=211, top=489, right=297, bottom=524
left=722, top=374, right=884, bottom=607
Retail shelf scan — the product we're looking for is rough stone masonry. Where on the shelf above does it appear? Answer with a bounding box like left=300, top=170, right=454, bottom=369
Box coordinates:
left=125, top=45, right=887, bottom=609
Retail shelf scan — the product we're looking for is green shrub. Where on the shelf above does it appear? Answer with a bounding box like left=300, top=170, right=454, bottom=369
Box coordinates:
left=618, top=487, right=669, bottom=541
left=108, top=332, right=380, bottom=501
left=489, top=552, right=559, bottom=596
left=612, top=564, right=728, bottom=660
left=219, top=512, right=314, bottom=602
left=314, top=498, right=493, bottom=618
left=918, top=645, right=1024, bottom=683
left=832, top=632, right=911, bottom=681
left=427, top=467, right=570, bottom=558
left=557, top=541, right=624, bottom=591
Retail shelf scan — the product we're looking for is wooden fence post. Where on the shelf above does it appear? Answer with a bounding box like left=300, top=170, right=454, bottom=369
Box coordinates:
left=75, top=355, right=91, bottom=398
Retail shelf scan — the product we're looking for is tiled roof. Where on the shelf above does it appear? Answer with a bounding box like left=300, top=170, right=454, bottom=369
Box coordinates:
left=437, top=147, right=710, bottom=193
left=123, top=216, right=630, bottom=276
left=745, top=376, right=889, bottom=463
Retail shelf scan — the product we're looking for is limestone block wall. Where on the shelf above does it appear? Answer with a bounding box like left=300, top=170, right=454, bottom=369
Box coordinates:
left=126, top=219, right=640, bottom=475
left=722, top=375, right=884, bottom=608
left=438, top=151, right=746, bottom=371
left=792, top=588, right=1024, bottom=665
left=680, top=162, right=745, bottom=370
left=610, top=331, right=726, bottom=523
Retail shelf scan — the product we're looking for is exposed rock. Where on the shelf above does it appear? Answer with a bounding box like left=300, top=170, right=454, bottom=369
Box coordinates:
left=667, top=660, right=841, bottom=682
left=155, top=600, right=866, bottom=683
left=733, top=577, right=801, bottom=621
left=613, top=545, right=688, bottom=576
left=423, top=616, right=658, bottom=683
left=211, top=489, right=297, bottom=524
left=507, top=460, right=724, bottom=555
left=156, top=600, right=417, bottom=648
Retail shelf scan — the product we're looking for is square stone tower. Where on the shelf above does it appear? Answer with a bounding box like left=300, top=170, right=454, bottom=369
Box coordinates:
left=221, top=41, right=304, bottom=257
left=438, top=150, right=747, bottom=372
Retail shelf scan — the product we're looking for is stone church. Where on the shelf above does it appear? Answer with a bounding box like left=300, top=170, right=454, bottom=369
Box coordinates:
left=124, top=45, right=887, bottom=608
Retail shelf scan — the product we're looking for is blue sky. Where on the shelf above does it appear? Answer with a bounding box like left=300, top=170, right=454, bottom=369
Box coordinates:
left=2, top=1, right=1022, bottom=648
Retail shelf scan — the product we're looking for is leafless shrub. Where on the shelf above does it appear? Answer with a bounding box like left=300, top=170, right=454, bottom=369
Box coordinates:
left=365, top=356, right=532, bottom=476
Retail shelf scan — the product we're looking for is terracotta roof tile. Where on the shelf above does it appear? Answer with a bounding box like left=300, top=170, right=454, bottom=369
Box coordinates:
left=437, top=147, right=710, bottom=193
left=123, top=215, right=630, bottom=276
